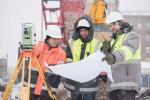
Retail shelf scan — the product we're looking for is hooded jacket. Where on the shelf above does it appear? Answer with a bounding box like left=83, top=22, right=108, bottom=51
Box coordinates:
left=64, top=15, right=100, bottom=94
left=24, top=41, right=66, bottom=96
left=72, top=14, right=94, bottom=43
left=107, top=22, right=141, bottom=94
left=66, top=14, right=97, bottom=59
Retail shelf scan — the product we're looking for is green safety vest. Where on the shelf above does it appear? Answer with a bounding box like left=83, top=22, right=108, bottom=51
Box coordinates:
left=111, top=32, right=141, bottom=61
left=68, top=38, right=100, bottom=62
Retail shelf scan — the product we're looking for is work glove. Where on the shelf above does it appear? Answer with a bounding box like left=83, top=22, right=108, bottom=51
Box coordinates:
left=101, top=41, right=112, bottom=55
left=102, top=54, right=116, bottom=65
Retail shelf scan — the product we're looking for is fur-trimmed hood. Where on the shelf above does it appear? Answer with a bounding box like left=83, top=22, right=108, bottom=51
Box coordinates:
left=72, top=14, right=94, bottom=43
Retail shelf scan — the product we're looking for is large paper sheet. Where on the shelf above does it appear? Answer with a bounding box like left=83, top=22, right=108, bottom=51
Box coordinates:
left=46, top=51, right=114, bottom=83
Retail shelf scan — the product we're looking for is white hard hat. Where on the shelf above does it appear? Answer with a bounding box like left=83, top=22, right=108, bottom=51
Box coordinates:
left=46, top=25, right=62, bottom=38
left=77, top=19, right=90, bottom=28
left=106, top=12, right=124, bottom=24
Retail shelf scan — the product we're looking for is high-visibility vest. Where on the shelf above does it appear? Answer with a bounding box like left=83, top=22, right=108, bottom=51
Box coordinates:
left=25, top=41, right=66, bottom=95
left=65, top=38, right=100, bottom=93
left=109, top=32, right=141, bottom=93
left=110, top=32, right=140, bottom=61
left=69, top=38, right=100, bottom=62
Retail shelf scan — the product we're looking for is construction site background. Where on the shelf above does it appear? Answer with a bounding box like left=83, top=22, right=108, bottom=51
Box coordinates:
left=0, top=0, right=150, bottom=100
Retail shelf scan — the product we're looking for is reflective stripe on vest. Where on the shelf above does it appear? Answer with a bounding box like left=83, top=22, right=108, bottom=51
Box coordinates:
left=115, top=59, right=140, bottom=64
left=64, top=83, right=99, bottom=92
left=24, top=81, right=47, bottom=90
left=118, top=45, right=133, bottom=61
left=24, top=67, right=54, bottom=91
left=69, top=38, right=100, bottom=62
left=132, top=47, right=141, bottom=60
left=31, top=66, right=53, bottom=74
left=111, top=33, right=140, bottom=61
left=111, top=82, right=139, bottom=88
left=69, top=39, right=74, bottom=52
left=95, top=40, right=100, bottom=52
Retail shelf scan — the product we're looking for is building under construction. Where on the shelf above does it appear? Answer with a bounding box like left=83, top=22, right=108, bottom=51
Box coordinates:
left=0, top=58, right=7, bottom=80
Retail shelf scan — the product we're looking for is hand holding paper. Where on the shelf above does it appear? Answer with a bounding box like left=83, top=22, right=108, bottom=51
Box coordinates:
left=46, top=51, right=114, bottom=83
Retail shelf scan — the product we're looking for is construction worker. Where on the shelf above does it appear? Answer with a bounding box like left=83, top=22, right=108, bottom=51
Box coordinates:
left=24, top=25, right=66, bottom=100
left=64, top=14, right=100, bottom=100
left=100, top=12, right=141, bottom=100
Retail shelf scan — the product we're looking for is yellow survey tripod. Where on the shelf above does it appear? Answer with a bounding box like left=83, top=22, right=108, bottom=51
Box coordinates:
left=2, top=49, right=57, bottom=100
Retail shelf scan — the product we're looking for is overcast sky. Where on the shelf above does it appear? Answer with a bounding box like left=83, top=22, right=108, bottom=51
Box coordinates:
left=0, top=0, right=41, bottom=74
left=119, top=0, right=150, bottom=15
left=0, top=0, right=150, bottom=75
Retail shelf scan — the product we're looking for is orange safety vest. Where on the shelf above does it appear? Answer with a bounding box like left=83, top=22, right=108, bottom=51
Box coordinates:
left=31, top=41, right=66, bottom=95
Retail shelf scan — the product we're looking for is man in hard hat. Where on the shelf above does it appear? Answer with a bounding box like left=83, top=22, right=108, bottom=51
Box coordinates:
left=24, top=25, right=66, bottom=100
left=64, top=14, right=100, bottom=100
left=100, top=12, right=141, bottom=100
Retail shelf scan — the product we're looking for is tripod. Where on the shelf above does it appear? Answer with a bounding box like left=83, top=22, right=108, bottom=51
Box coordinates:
left=2, top=49, right=57, bottom=100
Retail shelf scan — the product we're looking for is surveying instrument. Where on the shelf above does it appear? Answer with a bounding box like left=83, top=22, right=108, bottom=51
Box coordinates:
left=2, top=23, right=57, bottom=100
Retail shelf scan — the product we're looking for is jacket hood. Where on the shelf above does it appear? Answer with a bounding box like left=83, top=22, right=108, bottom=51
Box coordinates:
left=113, top=22, right=134, bottom=39
left=120, top=22, right=133, bottom=33
left=72, top=14, right=94, bottom=43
